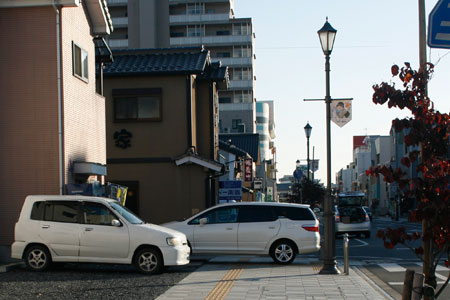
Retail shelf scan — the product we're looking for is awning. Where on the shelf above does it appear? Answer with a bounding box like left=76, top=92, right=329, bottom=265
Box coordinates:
left=73, top=162, right=107, bottom=176
left=175, top=154, right=223, bottom=172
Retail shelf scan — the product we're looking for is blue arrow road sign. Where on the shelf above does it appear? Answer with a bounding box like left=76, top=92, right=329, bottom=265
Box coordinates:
left=428, top=0, right=450, bottom=48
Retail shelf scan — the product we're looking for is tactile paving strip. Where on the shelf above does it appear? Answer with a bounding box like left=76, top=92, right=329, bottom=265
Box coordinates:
left=204, top=267, right=243, bottom=300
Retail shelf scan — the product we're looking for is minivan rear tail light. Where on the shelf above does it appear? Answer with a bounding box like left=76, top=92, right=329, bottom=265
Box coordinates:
left=335, top=215, right=341, bottom=222
left=365, top=214, right=370, bottom=222
left=302, top=225, right=319, bottom=232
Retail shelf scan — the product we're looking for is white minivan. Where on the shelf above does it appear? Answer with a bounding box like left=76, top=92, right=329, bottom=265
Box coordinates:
left=11, top=195, right=190, bottom=274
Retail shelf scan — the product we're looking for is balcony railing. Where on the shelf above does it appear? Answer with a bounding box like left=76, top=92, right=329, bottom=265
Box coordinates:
left=211, top=57, right=252, bottom=67
left=228, top=80, right=253, bottom=89
left=106, top=0, right=128, bottom=6
left=112, top=17, right=128, bottom=28
left=169, top=0, right=232, bottom=3
left=169, top=13, right=231, bottom=24
left=170, top=34, right=252, bottom=46
left=107, top=39, right=129, bottom=49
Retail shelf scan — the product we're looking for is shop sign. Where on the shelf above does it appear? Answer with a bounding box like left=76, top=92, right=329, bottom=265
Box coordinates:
left=244, top=158, right=252, bottom=182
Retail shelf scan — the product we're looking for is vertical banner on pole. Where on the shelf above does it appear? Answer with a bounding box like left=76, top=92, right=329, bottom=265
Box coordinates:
left=331, top=100, right=352, bottom=127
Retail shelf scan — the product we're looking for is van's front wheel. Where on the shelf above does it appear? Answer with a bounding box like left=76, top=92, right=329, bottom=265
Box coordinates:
left=134, top=248, right=163, bottom=275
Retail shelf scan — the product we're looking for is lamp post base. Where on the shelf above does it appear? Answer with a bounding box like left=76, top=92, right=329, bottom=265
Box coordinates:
left=319, top=260, right=340, bottom=274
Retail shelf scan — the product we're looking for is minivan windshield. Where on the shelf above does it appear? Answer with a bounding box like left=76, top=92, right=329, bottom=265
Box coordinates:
left=110, top=202, right=144, bottom=224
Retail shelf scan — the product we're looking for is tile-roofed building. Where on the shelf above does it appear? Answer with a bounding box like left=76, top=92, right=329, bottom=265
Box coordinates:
left=103, top=47, right=229, bottom=223
left=219, top=140, right=249, bottom=159
left=103, top=49, right=209, bottom=76
left=219, top=133, right=260, bottom=163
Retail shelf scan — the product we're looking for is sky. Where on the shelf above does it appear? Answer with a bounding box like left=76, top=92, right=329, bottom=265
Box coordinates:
left=233, top=0, right=450, bottom=185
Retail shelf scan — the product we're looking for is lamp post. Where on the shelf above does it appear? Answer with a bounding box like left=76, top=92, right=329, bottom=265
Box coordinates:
left=304, top=123, right=312, bottom=180
left=318, top=18, right=339, bottom=274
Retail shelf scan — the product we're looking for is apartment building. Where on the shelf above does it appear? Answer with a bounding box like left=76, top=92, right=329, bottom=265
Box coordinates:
left=255, top=101, right=277, bottom=201
left=106, top=0, right=256, bottom=133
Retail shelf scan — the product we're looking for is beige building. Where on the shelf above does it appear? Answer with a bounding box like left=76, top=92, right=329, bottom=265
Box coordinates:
left=0, top=0, right=112, bottom=258
left=103, top=47, right=228, bottom=224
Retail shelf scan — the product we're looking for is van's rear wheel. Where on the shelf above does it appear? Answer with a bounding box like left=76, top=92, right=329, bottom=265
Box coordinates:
left=25, top=245, right=51, bottom=271
left=134, top=248, right=163, bottom=275
left=270, top=240, right=296, bottom=264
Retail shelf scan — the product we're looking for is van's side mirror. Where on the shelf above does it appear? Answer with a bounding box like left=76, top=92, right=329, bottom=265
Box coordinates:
left=112, top=219, right=121, bottom=227
left=199, top=218, right=207, bottom=226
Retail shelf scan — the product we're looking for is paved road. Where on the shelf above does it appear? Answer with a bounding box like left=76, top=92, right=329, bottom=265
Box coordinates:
left=0, top=262, right=201, bottom=300
left=322, top=216, right=449, bottom=300
left=2, top=217, right=448, bottom=300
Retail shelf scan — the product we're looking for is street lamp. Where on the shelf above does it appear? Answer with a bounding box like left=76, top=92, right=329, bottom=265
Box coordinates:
left=304, top=122, right=312, bottom=180
left=318, top=18, right=339, bottom=274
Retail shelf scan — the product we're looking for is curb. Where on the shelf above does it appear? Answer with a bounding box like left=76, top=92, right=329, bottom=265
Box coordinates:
left=0, top=262, right=24, bottom=273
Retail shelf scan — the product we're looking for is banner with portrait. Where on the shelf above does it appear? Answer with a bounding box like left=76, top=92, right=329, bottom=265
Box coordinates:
left=331, top=100, right=352, bottom=127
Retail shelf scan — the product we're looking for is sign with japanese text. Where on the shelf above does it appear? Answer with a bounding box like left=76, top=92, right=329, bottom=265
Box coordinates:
left=219, top=180, right=242, bottom=201
left=244, top=158, right=253, bottom=182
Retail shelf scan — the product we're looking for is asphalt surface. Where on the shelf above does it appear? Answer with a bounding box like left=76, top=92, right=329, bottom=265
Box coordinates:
left=0, top=262, right=202, bottom=300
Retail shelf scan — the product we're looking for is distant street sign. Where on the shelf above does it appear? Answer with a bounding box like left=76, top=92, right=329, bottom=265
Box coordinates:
left=428, top=0, right=450, bottom=48
left=219, top=180, right=242, bottom=200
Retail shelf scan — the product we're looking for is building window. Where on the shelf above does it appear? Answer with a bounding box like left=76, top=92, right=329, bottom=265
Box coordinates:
left=233, top=46, right=251, bottom=58
left=232, top=67, right=252, bottom=80
left=216, top=30, right=230, bottom=36
left=187, top=3, right=203, bottom=14
left=73, top=42, right=88, bottom=82
left=217, top=52, right=231, bottom=58
left=219, top=97, right=232, bottom=103
left=233, top=23, right=250, bottom=36
left=232, top=119, right=242, bottom=129
left=170, top=32, right=185, bottom=37
left=188, top=25, right=203, bottom=37
left=234, top=91, right=252, bottom=103
left=113, top=88, right=162, bottom=122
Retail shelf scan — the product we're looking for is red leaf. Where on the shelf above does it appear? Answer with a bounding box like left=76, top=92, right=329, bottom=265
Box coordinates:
left=401, top=157, right=411, bottom=168
left=391, top=65, right=399, bottom=76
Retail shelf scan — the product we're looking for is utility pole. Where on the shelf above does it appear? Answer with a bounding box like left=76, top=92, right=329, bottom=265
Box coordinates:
left=418, top=1, right=434, bottom=298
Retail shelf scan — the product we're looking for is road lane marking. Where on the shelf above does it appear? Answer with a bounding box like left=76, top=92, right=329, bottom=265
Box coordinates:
left=353, top=238, right=369, bottom=246
left=379, top=263, right=406, bottom=272
left=414, top=262, right=449, bottom=272
left=204, top=267, right=243, bottom=300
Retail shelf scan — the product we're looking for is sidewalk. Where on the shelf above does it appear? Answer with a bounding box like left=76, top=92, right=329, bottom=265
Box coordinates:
left=156, top=256, right=395, bottom=300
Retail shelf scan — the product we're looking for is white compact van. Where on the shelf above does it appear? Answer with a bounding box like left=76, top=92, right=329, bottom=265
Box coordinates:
left=11, top=195, right=190, bottom=274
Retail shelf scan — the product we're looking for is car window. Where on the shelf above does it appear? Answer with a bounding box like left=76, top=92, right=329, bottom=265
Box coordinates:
left=82, top=202, right=117, bottom=226
left=273, top=206, right=316, bottom=221
left=238, top=205, right=277, bottom=223
left=44, top=201, right=80, bottom=223
left=110, top=201, right=143, bottom=224
left=189, top=206, right=239, bottom=225
left=337, top=196, right=364, bottom=206
left=30, top=201, right=45, bottom=220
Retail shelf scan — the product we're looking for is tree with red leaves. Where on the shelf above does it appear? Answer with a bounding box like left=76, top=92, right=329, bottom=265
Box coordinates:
left=368, top=62, right=450, bottom=299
